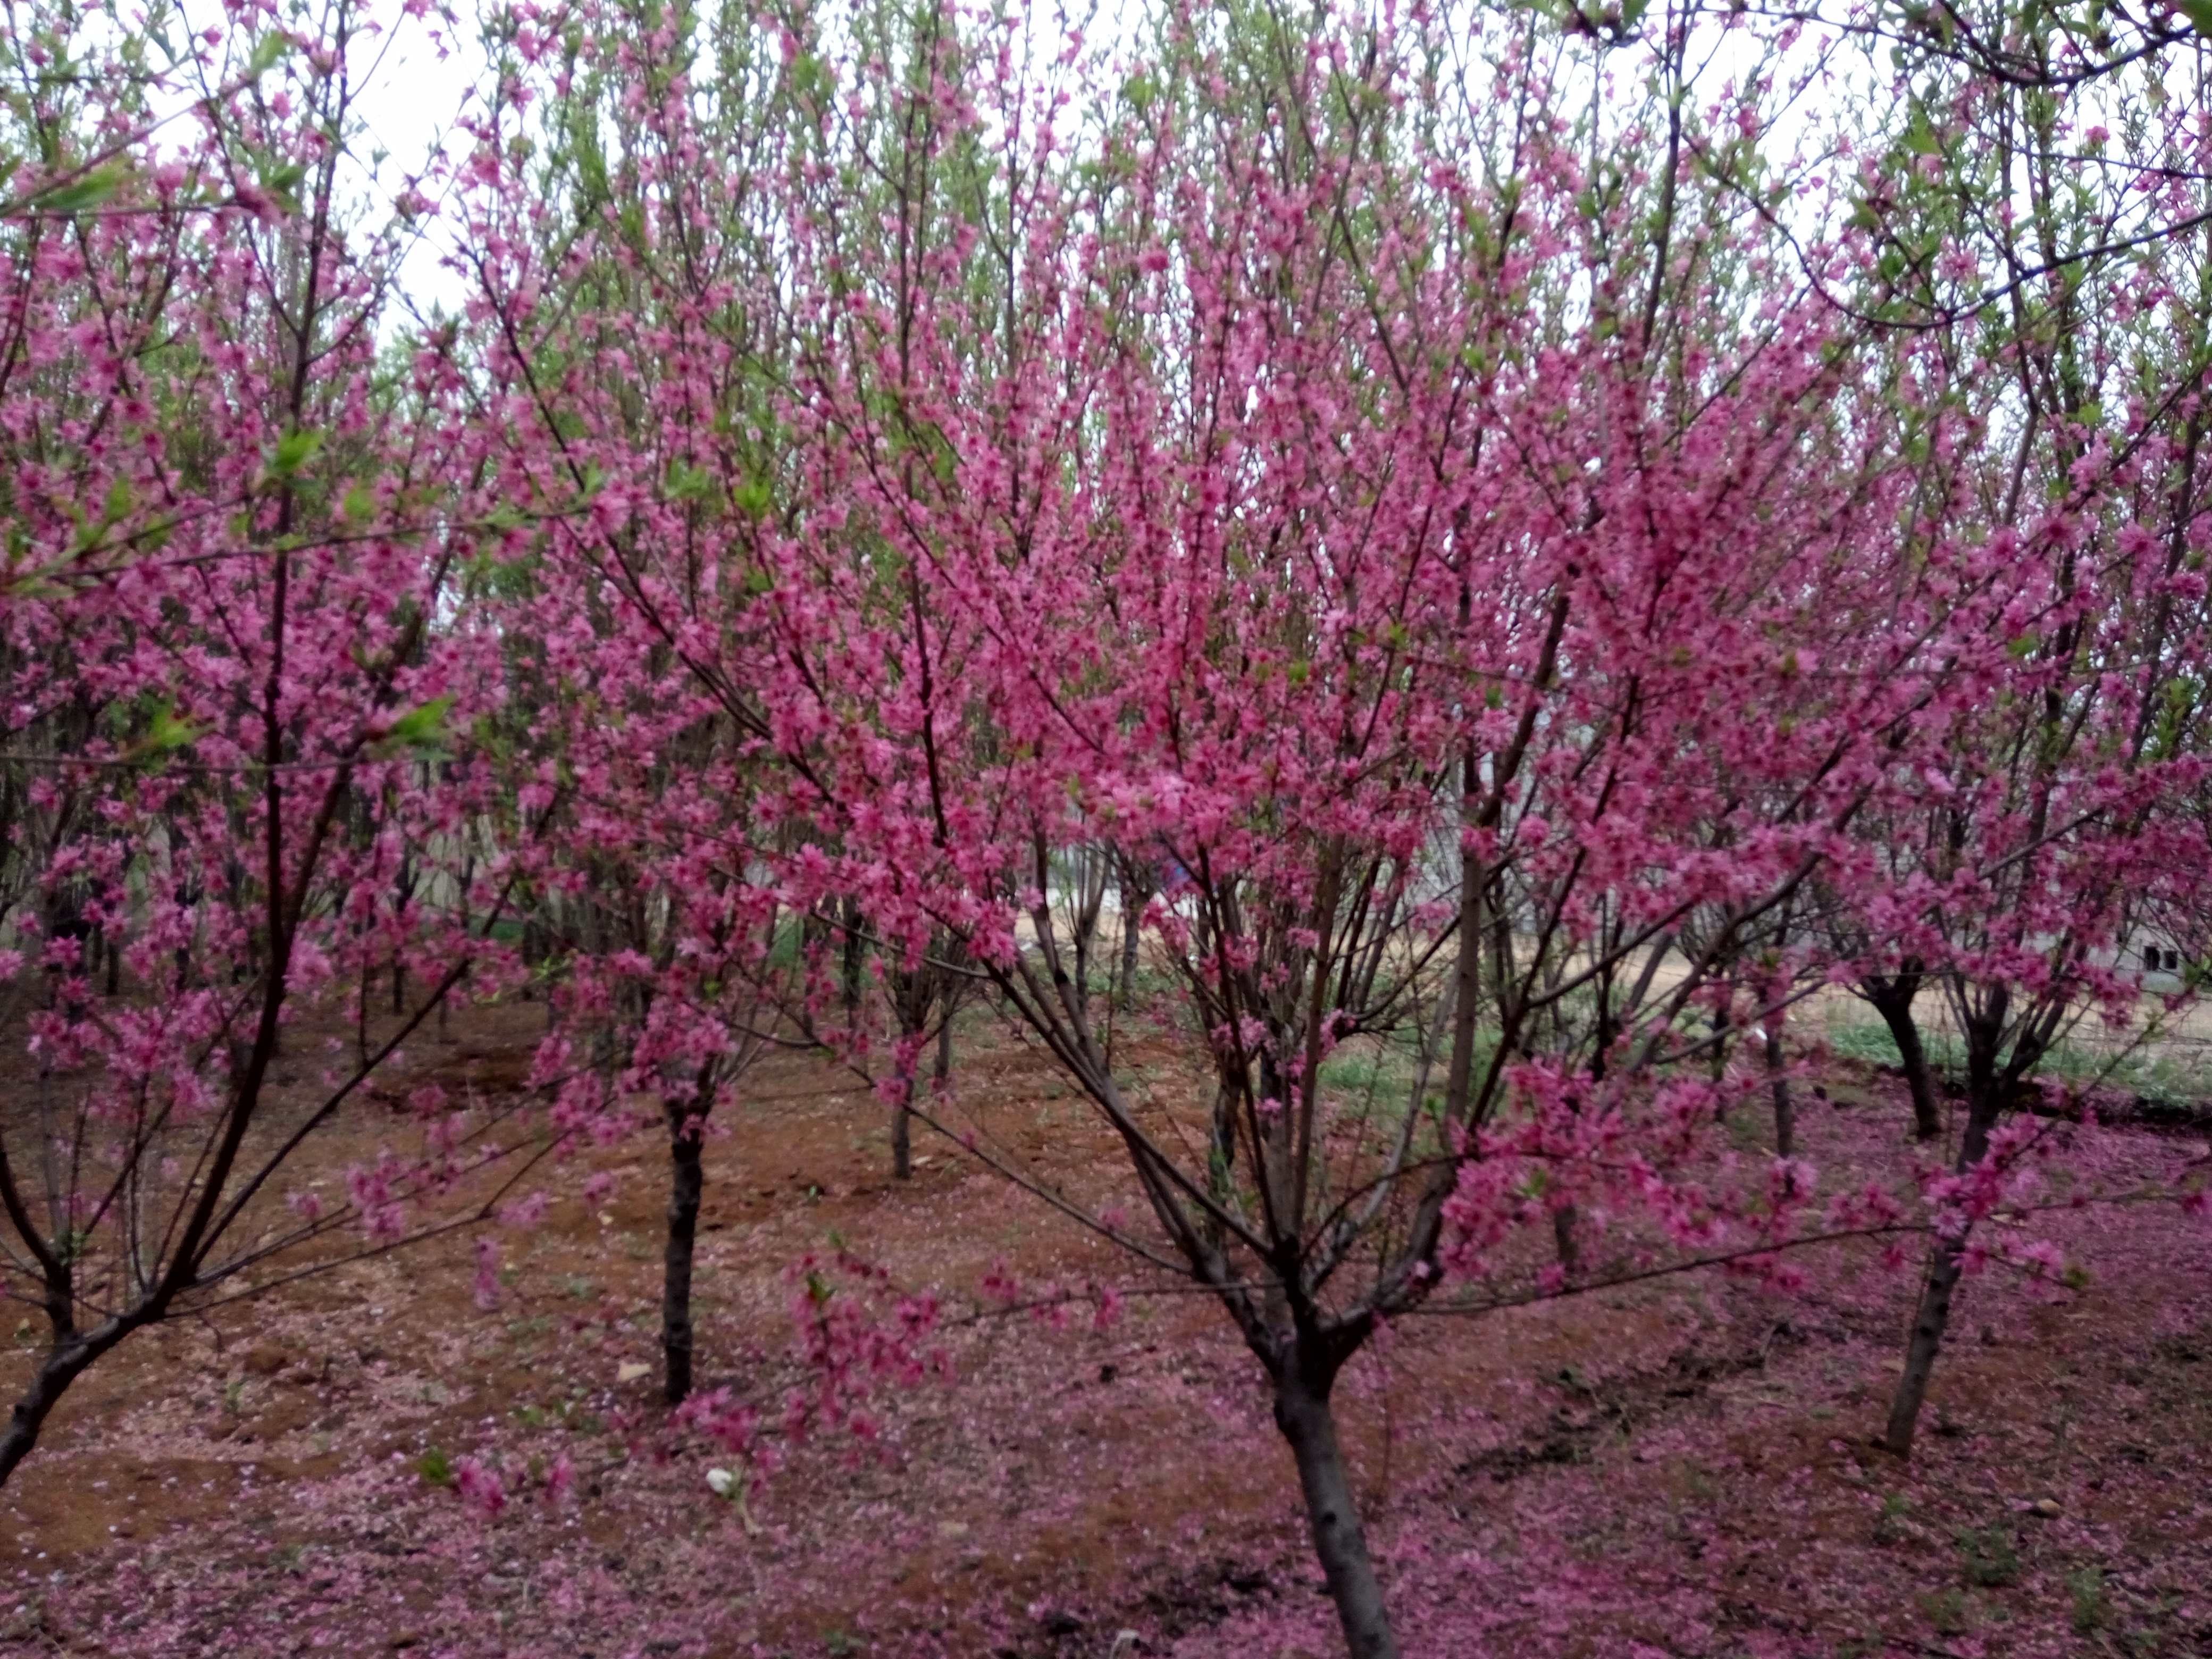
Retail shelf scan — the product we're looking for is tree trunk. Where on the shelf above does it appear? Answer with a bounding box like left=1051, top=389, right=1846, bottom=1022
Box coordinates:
left=1115, top=870, right=1149, bottom=1008
left=839, top=895, right=864, bottom=1016
left=1865, top=976, right=1941, bottom=1140
left=1883, top=1059, right=2002, bottom=1456
left=0, top=1327, right=122, bottom=1488
left=663, top=1097, right=708, bottom=1405
left=1883, top=1233, right=1965, bottom=1455
left=1764, top=1024, right=1794, bottom=1158
left=1552, top=1203, right=1581, bottom=1278
left=1209, top=1076, right=1238, bottom=1196
left=891, top=1070, right=913, bottom=1182
left=1273, top=1364, right=1398, bottom=1659
left=891, top=1013, right=954, bottom=1184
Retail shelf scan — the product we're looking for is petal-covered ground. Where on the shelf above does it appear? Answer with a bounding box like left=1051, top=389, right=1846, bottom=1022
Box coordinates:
left=4, top=1011, right=2208, bottom=1659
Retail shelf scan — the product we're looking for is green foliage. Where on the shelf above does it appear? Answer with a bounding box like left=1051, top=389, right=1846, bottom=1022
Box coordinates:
left=245, top=29, right=291, bottom=78
left=1918, top=1587, right=1972, bottom=1635
left=1874, top=1489, right=1911, bottom=1545
left=415, top=1446, right=454, bottom=1487
left=123, top=699, right=206, bottom=763
left=267, top=427, right=324, bottom=480
left=732, top=473, right=773, bottom=520
left=2068, top=1565, right=2108, bottom=1633
left=379, top=696, right=456, bottom=755
left=20, top=163, right=129, bottom=216
left=1955, top=1524, right=2021, bottom=1588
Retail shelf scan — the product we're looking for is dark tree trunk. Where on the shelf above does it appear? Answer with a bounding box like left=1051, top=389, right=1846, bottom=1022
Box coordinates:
left=891, top=1069, right=913, bottom=1182
left=1764, top=1024, right=1795, bottom=1158
left=1115, top=868, right=1149, bottom=1008
left=1552, top=1203, right=1581, bottom=1278
left=1209, top=1076, right=1238, bottom=1195
left=839, top=895, right=864, bottom=1016
left=1069, top=850, right=1108, bottom=1019
left=1884, top=1032, right=2004, bottom=1457
left=1883, top=1230, right=1967, bottom=1456
left=894, top=1012, right=955, bottom=1184
left=1273, top=1359, right=1398, bottom=1659
left=662, top=1080, right=713, bottom=1405
left=0, top=1326, right=124, bottom=1488
left=1865, top=976, right=1942, bottom=1141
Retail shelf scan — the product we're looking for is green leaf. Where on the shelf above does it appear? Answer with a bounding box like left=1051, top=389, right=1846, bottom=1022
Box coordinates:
left=341, top=482, right=376, bottom=524
left=143, top=702, right=200, bottom=752
left=256, top=161, right=306, bottom=215
left=122, top=699, right=207, bottom=763
left=664, top=460, right=714, bottom=503
left=383, top=694, right=456, bottom=751
left=415, top=1446, right=454, bottom=1487
left=25, top=164, right=129, bottom=216
left=269, top=428, right=323, bottom=479
left=246, top=30, right=291, bottom=77
left=733, top=475, right=774, bottom=519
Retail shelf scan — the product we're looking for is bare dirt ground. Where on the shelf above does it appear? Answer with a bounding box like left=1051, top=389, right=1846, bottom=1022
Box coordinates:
left=1, top=1003, right=2208, bottom=1658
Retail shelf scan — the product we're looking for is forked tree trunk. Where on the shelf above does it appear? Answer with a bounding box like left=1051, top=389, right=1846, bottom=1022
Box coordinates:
left=1, top=1324, right=125, bottom=1488
left=1273, top=1360, right=1398, bottom=1659
left=1883, top=1067, right=2002, bottom=1456
left=891, top=1013, right=955, bottom=1183
left=1115, top=869, right=1149, bottom=1008
left=1865, top=977, right=1943, bottom=1141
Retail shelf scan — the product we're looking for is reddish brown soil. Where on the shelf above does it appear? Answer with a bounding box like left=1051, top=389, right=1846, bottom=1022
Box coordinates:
left=2, top=1004, right=2208, bottom=1657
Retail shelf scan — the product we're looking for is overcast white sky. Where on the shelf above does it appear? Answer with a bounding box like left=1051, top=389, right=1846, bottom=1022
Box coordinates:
left=151, top=1, right=490, bottom=319
left=333, top=6, right=488, bottom=320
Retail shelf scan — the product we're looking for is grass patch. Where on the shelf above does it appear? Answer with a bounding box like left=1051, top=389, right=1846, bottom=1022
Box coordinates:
left=1825, top=1018, right=2212, bottom=1108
